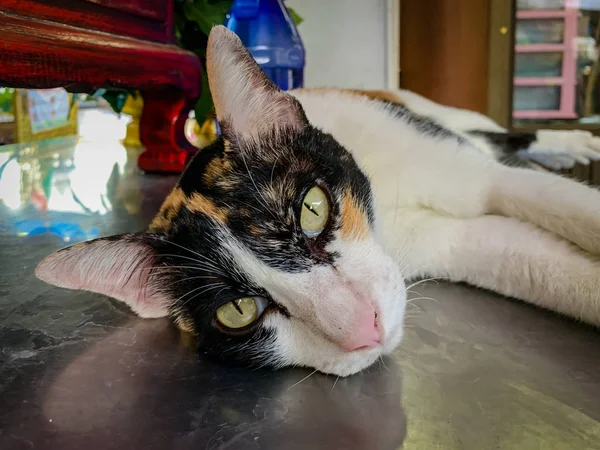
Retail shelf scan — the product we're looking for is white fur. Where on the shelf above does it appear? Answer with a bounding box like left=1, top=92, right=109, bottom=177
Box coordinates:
left=290, top=88, right=600, bottom=333
left=223, top=232, right=406, bottom=376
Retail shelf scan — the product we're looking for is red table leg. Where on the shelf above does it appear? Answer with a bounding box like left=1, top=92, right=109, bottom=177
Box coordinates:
left=138, top=86, right=199, bottom=173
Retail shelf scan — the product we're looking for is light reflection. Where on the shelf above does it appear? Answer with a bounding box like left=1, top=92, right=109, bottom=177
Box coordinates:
left=0, top=107, right=130, bottom=215
left=0, top=157, right=22, bottom=210
left=0, top=102, right=134, bottom=242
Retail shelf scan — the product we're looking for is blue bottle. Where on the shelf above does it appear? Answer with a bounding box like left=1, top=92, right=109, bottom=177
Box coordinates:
left=225, top=0, right=305, bottom=90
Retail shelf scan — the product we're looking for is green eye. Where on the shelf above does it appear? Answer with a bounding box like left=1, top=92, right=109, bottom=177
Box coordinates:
left=300, top=186, right=329, bottom=237
left=216, top=297, right=269, bottom=329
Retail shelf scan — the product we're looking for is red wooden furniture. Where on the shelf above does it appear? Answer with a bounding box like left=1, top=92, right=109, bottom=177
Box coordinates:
left=0, top=0, right=202, bottom=173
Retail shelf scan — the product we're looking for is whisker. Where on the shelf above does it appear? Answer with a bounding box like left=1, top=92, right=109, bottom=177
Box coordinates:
left=178, top=288, right=222, bottom=311
left=287, top=369, right=318, bottom=390
left=405, top=276, right=448, bottom=291
left=330, top=375, right=340, bottom=393
left=239, top=150, right=278, bottom=221
left=213, top=286, right=231, bottom=301
left=142, top=265, right=221, bottom=273
left=401, top=264, right=449, bottom=281
left=392, top=179, right=401, bottom=228
left=147, top=236, right=227, bottom=272
left=378, top=356, right=390, bottom=372
left=176, top=282, right=225, bottom=308
left=270, top=152, right=282, bottom=186
left=156, top=254, right=227, bottom=277
left=169, top=275, right=220, bottom=286
left=406, top=295, right=440, bottom=304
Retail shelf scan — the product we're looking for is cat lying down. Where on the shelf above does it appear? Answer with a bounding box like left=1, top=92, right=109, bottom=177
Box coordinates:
left=36, top=26, right=600, bottom=376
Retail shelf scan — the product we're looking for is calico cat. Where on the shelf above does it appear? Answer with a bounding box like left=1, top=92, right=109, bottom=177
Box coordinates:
left=36, top=26, right=600, bottom=377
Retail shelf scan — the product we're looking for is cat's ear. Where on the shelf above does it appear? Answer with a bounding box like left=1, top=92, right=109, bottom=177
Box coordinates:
left=35, top=234, right=169, bottom=318
left=206, top=25, right=307, bottom=139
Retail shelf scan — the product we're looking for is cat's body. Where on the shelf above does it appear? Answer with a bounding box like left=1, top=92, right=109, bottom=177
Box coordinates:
left=291, top=87, right=600, bottom=326
left=36, top=27, right=600, bottom=376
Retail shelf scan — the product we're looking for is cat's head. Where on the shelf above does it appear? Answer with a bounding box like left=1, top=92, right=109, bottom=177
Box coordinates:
left=35, top=26, right=406, bottom=376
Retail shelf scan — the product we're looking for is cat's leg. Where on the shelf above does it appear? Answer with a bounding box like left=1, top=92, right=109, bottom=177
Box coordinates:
left=395, top=211, right=600, bottom=326
left=487, top=165, right=600, bottom=255
left=409, top=150, right=600, bottom=255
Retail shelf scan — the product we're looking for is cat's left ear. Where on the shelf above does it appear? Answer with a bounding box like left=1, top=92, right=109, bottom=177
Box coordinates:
left=35, top=234, right=169, bottom=318
left=206, top=25, right=308, bottom=139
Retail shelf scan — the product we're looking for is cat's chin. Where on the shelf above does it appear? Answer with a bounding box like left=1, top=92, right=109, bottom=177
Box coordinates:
left=315, top=328, right=405, bottom=377
left=313, top=348, right=384, bottom=377
left=263, top=314, right=398, bottom=377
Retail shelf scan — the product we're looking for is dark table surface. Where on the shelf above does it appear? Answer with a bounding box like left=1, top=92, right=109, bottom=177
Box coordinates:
left=1, top=108, right=600, bottom=450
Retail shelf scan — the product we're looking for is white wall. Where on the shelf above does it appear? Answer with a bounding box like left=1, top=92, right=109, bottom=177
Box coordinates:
left=286, top=0, right=389, bottom=89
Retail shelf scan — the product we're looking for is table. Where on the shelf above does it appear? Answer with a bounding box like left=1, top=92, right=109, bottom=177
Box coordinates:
left=1, top=108, right=599, bottom=449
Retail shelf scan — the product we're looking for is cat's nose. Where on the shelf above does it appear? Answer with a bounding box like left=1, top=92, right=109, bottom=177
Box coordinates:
left=340, top=307, right=381, bottom=352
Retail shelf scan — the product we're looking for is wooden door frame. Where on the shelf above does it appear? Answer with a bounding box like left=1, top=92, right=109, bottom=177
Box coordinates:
left=487, top=0, right=516, bottom=128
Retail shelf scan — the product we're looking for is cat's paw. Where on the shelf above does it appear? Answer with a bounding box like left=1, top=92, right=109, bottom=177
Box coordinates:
left=529, top=130, right=600, bottom=165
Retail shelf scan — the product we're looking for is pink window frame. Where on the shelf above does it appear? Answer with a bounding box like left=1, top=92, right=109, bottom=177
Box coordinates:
left=513, top=0, right=579, bottom=120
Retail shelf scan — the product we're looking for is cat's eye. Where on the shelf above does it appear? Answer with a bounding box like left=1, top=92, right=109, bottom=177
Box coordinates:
left=300, top=186, right=329, bottom=237
left=215, top=296, right=269, bottom=329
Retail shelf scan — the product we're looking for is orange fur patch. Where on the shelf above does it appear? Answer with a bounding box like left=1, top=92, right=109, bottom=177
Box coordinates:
left=339, top=190, right=369, bottom=241
left=347, top=89, right=405, bottom=105
left=175, top=315, right=195, bottom=334
left=187, top=193, right=228, bottom=224
left=204, top=155, right=232, bottom=186
left=296, top=87, right=404, bottom=105
left=148, top=188, right=186, bottom=233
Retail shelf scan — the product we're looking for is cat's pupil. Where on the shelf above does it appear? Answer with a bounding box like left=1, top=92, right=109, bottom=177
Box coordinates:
left=304, top=202, right=319, bottom=216
left=231, top=301, right=244, bottom=315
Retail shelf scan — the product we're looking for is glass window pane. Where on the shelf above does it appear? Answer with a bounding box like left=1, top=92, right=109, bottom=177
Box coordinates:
left=517, top=0, right=565, bottom=10
left=514, top=85, right=561, bottom=111
left=515, top=52, right=563, bottom=77
left=516, top=19, right=565, bottom=44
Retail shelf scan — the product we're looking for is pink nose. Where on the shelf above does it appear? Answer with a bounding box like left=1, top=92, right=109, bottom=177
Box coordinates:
left=340, top=308, right=382, bottom=352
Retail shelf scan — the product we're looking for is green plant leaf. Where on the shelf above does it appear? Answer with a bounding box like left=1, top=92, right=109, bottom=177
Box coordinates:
left=194, top=70, right=214, bottom=123
left=183, top=0, right=232, bottom=36
left=287, top=7, right=303, bottom=26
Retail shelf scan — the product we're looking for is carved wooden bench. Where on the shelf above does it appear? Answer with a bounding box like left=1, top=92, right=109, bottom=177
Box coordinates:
left=0, top=0, right=202, bottom=173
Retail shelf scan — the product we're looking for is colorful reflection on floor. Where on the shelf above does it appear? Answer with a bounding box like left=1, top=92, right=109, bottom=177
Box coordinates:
left=0, top=107, right=171, bottom=243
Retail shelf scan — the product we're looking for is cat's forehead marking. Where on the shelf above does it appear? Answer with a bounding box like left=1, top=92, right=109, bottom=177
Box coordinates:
left=149, top=187, right=229, bottom=233
left=186, top=192, right=228, bottom=224
left=149, top=188, right=187, bottom=233
left=339, top=189, right=370, bottom=241
left=203, top=152, right=233, bottom=187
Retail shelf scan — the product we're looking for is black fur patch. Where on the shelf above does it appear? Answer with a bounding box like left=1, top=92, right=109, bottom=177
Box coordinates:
left=379, top=100, right=464, bottom=142
left=467, top=130, right=536, bottom=154
left=467, top=130, right=538, bottom=168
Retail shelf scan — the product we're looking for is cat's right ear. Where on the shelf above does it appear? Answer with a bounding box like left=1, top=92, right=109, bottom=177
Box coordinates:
left=206, top=25, right=307, bottom=139
left=35, top=234, right=170, bottom=318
